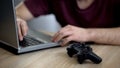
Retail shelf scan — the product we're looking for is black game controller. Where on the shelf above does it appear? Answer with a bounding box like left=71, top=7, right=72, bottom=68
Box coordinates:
left=67, top=42, right=102, bottom=64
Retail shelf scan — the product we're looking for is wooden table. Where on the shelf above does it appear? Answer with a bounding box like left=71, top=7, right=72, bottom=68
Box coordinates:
left=0, top=44, right=120, bottom=68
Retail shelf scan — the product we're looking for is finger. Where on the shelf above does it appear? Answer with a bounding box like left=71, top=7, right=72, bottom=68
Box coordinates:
left=52, top=31, right=59, bottom=42
left=52, top=25, right=71, bottom=42
left=61, top=36, right=73, bottom=46
left=20, top=20, right=28, bottom=36
left=52, top=25, right=71, bottom=40
left=54, top=31, right=73, bottom=42
left=52, top=29, right=72, bottom=42
left=17, top=21, right=23, bottom=41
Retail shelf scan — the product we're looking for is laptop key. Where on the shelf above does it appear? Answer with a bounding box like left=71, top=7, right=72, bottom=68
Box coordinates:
left=19, top=35, right=43, bottom=47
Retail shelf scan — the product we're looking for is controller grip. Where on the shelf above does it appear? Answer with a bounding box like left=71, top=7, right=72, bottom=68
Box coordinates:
left=87, top=52, right=102, bottom=64
left=67, top=48, right=76, bottom=57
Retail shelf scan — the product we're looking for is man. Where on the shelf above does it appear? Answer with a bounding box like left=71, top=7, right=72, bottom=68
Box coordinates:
left=16, top=0, right=120, bottom=46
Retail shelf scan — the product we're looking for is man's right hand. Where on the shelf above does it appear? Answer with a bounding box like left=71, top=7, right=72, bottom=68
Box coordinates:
left=17, top=17, right=28, bottom=41
left=16, top=2, right=34, bottom=41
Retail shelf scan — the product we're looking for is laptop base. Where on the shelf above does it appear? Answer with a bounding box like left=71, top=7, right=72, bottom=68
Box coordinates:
left=0, top=42, right=61, bottom=55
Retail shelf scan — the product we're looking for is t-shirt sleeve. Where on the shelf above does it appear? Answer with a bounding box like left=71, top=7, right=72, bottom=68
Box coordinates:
left=24, top=0, right=51, bottom=17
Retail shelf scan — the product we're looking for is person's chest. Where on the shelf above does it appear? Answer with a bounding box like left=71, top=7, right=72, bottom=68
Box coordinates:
left=51, top=0, right=119, bottom=27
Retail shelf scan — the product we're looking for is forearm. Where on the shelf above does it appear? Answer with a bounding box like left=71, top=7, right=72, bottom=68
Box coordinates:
left=88, top=27, right=120, bottom=45
left=16, top=2, right=34, bottom=21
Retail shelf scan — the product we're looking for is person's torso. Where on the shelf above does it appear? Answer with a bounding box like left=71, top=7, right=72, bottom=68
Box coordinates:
left=50, top=0, right=120, bottom=28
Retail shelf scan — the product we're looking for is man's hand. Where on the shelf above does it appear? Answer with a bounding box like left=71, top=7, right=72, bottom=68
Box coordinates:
left=17, top=17, right=28, bottom=41
left=52, top=25, right=91, bottom=46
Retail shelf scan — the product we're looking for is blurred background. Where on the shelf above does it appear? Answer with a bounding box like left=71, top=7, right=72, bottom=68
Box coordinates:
left=14, top=0, right=61, bottom=33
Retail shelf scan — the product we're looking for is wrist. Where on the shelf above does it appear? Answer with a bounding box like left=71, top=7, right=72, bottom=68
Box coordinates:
left=86, top=28, right=97, bottom=42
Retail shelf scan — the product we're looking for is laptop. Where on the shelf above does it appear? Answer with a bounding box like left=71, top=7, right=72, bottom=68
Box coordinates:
left=0, top=0, right=60, bottom=54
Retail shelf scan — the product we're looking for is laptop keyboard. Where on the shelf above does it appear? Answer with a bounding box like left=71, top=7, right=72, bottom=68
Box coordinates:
left=19, top=35, right=43, bottom=47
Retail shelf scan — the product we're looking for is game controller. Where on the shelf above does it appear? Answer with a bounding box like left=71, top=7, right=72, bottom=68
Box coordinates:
left=67, top=42, right=102, bottom=64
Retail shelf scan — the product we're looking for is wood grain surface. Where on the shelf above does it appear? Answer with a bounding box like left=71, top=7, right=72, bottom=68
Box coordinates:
left=0, top=44, right=120, bottom=68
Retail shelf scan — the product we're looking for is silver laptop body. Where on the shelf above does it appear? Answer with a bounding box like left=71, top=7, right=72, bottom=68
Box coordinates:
left=0, top=0, right=60, bottom=54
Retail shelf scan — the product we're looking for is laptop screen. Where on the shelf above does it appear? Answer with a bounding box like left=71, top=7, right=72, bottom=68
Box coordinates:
left=0, top=0, right=19, bottom=49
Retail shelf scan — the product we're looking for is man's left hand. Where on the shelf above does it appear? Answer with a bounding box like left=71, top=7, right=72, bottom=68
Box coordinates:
left=52, top=25, right=91, bottom=46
